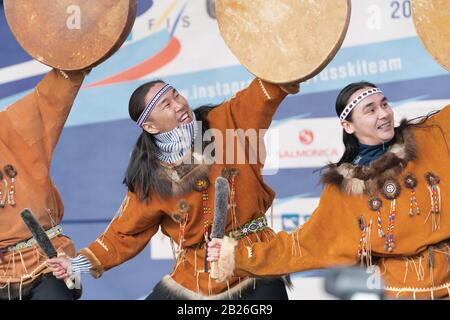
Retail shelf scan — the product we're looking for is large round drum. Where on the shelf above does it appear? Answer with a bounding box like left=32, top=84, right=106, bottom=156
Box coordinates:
left=4, top=0, right=137, bottom=70
left=215, top=0, right=351, bottom=84
left=412, top=0, right=450, bottom=72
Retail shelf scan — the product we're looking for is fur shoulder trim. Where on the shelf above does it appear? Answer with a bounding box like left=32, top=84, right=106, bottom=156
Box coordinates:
left=321, top=124, right=418, bottom=195
left=154, top=161, right=211, bottom=199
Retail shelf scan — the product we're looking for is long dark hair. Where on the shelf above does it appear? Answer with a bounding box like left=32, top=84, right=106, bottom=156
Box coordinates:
left=328, top=81, right=443, bottom=168
left=123, top=81, right=217, bottom=202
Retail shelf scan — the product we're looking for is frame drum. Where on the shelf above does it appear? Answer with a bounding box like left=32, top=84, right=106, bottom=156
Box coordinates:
left=4, top=0, right=137, bottom=70
left=412, top=0, right=450, bottom=71
left=216, top=0, right=351, bottom=83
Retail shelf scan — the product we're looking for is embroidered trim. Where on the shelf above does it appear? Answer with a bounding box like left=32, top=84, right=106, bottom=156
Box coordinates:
left=58, top=70, right=69, bottom=79
left=385, top=281, right=450, bottom=293
left=229, top=216, right=268, bottom=240
left=246, top=246, right=253, bottom=258
left=340, top=88, right=382, bottom=120
left=257, top=79, right=271, bottom=100
left=95, top=239, right=109, bottom=252
left=3, top=225, right=63, bottom=252
left=137, top=84, right=172, bottom=127
left=116, top=195, right=130, bottom=217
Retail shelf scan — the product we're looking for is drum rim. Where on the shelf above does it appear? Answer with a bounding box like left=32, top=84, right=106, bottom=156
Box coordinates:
left=4, top=0, right=138, bottom=71
left=411, top=0, right=450, bottom=72
left=215, top=0, right=352, bottom=84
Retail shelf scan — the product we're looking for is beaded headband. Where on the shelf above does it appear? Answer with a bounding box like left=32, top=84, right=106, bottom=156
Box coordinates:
left=136, top=83, right=173, bottom=127
left=339, top=87, right=383, bottom=121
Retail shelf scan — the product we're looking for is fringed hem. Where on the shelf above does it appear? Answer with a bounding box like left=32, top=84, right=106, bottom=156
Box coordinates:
left=157, top=274, right=254, bottom=300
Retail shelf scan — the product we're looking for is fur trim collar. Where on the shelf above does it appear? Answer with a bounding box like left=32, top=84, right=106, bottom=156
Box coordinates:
left=155, top=274, right=254, bottom=300
left=154, top=159, right=211, bottom=199
left=321, top=122, right=418, bottom=196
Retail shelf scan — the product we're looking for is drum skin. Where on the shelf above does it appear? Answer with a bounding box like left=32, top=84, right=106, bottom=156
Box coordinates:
left=4, top=0, right=137, bottom=70
left=412, top=0, right=450, bottom=72
left=215, top=0, right=351, bottom=83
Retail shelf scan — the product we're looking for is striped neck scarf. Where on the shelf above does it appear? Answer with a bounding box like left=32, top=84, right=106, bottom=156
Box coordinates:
left=153, top=111, right=198, bottom=164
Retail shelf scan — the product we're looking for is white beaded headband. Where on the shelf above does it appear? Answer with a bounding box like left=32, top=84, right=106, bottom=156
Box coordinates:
left=137, top=83, right=173, bottom=127
left=339, top=87, right=383, bottom=121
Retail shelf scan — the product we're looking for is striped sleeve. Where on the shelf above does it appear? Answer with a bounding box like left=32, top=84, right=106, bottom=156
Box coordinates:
left=70, top=254, right=92, bottom=274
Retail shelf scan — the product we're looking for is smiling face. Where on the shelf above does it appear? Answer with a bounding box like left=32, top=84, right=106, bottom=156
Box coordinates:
left=341, top=87, right=395, bottom=145
left=141, top=82, right=193, bottom=134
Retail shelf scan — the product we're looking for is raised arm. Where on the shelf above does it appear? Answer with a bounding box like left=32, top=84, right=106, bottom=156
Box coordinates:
left=207, top=79, right=298, bottom=169
left=210, top=79, right=299, bottom=132
left=0, top=69, right=85, bottom=164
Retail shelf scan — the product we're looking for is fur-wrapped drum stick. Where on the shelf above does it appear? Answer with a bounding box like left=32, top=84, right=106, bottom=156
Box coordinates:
left=210, top=177, right=230, bottom=279
left=20, top=209, right=75, bottom=289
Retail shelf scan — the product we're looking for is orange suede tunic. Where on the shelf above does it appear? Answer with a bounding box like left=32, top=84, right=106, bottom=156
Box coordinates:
left=0, top=70, right=85, bottom=285
left=80, top=79, right=288, bottom=296
left=232, top=105, right=450, bottom=299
